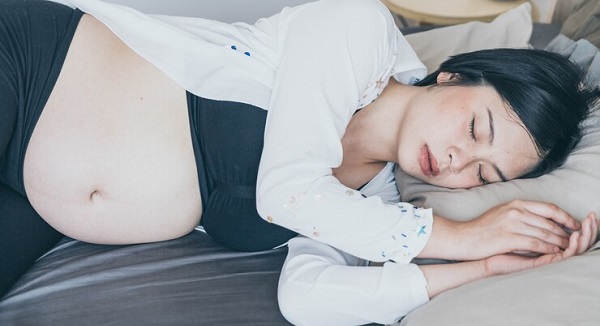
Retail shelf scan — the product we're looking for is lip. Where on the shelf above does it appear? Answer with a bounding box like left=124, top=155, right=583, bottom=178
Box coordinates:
left=419, top=144, right=440, bottom=177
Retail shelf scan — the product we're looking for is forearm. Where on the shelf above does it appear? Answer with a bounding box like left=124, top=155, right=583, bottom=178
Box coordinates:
left=419, top=260, right=489, bottom=298
left=417, top=214, right=465, bottom=260
left=420, top=213, right=599, bottom=298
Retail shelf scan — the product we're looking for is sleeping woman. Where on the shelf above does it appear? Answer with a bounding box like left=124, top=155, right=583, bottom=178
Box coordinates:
left=0, top=0, right=598, bottom=317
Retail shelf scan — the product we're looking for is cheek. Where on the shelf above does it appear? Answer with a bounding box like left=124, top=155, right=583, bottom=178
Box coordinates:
left=429, top=113, right=464, bottom=143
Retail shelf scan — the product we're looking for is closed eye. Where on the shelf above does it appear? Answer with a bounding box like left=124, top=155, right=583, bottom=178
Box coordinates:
left=469, top=117, right=476, bottom=141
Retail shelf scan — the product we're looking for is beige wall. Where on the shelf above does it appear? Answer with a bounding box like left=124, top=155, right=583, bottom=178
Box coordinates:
left=529, top=0, right=557, bottom=23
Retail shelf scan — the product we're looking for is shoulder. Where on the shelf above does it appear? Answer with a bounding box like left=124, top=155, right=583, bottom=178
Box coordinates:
left=324, top=0, right=395, bottom=31
left=334, top=0, right=397, bottom=54
left=300, top=0, right=396, bottom=55
left=352, top=0, right=393, bottom=19
left=286, top=0, right=395, bottom=31
left=276, top=0, right=398, bottom=61
left=330, top=0, right=391, bottom=16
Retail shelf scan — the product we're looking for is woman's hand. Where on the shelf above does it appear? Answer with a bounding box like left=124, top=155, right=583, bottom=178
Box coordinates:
left=486, top=213, right=598, bottom=276
left=419, top=200, right=593, bottom=261
left=458, top=200, right=587, bottom=260
left=421, top=213, right=597, bottom=298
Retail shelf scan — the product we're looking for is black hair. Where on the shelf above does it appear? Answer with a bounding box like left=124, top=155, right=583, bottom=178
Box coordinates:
left=415, top=48, right=600, bottom=179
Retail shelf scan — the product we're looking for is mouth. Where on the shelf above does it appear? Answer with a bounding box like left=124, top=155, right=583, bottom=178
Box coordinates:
left=419, top=144, right=439, bottom=177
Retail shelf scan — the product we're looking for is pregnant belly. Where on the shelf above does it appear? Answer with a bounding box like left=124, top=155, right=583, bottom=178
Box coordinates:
left=22, top=14, right=202, bottom=244
left=24, top=113, right=202, bottom=245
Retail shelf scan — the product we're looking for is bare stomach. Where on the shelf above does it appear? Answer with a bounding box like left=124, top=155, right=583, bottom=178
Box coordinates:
left=23, top=15, right=202, bottom=244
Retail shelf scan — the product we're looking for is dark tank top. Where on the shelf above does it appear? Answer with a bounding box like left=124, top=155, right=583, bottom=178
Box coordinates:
left=186, top=94, right=297, bottom=251
left=0, top=1, right=84, bottom=196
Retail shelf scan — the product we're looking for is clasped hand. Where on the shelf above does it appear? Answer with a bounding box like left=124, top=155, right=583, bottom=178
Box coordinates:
left=460, top=200, right=598, bottom=260
left=422, top=200, right=598, bottom=268
left=416, top=200, right=598, bottom=298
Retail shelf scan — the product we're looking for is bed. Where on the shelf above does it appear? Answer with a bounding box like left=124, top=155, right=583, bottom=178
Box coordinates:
left=1, top=2, right=599, bottom=325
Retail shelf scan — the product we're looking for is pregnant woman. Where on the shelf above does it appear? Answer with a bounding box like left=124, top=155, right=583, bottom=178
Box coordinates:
left=1, top=0, right=598, bottom=302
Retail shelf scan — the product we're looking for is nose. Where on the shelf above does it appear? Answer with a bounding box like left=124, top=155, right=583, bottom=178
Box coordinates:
left=446, top=146, right=475, bottom=174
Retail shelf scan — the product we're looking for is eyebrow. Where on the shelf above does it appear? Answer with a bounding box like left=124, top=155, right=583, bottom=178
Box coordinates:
left=488, top=108, right=508, bottom=182
left=487, top=108, right=495, bottom=145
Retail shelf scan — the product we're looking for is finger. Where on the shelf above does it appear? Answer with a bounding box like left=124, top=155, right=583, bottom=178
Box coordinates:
left=562, top=231, right=580, bottom=259
left=518, top=221, right=570, bottom=250
left=535, top=233, right=579, bottom=267
left=504, top=206, right=570, bottom=249
left=520, top=201, right=580, bottom=231
left=577, top=217, right=591, bottom=255
left=522, top=215, right=571, bottom=243
left=513, top=234, right=560, bottom=255
left=582, top=214, right=598, bottom=253
left=522, top=212, right=571, bottom=238
left=588, top=214, right=598, bottom=250
left=590, top=212, right=600, bottom=247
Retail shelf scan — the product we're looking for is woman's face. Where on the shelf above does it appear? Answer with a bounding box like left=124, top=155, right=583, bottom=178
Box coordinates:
left=397, top=78, right=540, bottom=189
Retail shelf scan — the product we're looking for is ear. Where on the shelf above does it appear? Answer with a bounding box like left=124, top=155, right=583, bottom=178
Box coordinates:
left=436, top=72, right=459, bottom=84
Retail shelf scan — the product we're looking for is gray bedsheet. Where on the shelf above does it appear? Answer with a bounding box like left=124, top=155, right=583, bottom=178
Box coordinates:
left=0, top=230, right=292, bottom=325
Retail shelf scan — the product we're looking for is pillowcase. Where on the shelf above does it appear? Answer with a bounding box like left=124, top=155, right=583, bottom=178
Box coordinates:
left=397, top=8, right=600, bottom=221
left=398, top=245, right=600, bottom=326
left=404, top=3, right=533, bottom=72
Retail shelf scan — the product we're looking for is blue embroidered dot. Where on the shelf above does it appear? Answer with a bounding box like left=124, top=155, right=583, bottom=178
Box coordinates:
left=403, top=245, right=409, bottom=249
left=244, top=51, right=251, bottom=56
left=401, top=233, right=407, bottom=238
left=231, top=45, right=237, bottom=50
left=417, top=226, right=427, bottom=236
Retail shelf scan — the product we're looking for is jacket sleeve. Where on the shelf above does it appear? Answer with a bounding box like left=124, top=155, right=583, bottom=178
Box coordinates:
left=256, top=0, right=431, bottom=263
left=278, top=236, right=430, bottom=326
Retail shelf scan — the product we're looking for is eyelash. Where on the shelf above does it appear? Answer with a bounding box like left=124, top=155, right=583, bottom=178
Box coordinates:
left=469, top=118, right=476, bottom=141
left=470, top=118, right=487, bottom=185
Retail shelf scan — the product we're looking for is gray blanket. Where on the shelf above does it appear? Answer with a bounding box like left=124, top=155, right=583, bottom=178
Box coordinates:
left=0, top=231, right=291, bottom=326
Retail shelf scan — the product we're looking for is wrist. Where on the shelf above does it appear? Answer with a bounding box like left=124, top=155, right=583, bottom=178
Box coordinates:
left=418, top=215, right=464, bottom=260
left=482, top=256, right=501, bottom=277
left=420, top=259, right=490, bottom=298
left=480, top=258, right=495, bottom=278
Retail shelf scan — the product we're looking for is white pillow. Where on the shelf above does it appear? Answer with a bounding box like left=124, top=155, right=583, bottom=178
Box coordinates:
left=398, top=244, right=600, bottom=326
left=397, top=4, right=600, bottom=222
left=404, top=3, right=533, bottom=72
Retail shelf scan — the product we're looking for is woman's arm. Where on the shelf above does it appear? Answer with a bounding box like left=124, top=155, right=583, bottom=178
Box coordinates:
left=279, top=216, right=596, bottom=326
left=419, top=200, right=590, bottom=261
left=424, top=216, right=597, bottom=297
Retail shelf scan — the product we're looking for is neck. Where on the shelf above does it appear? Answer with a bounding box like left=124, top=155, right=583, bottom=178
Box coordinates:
left=342, top=79, right=419, bottom=163
left=334, top=79, right=422, bottom=189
